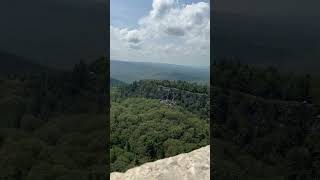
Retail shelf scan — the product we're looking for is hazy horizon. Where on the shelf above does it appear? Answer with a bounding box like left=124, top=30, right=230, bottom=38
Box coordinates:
left=111, top=59, right=209, bottom=69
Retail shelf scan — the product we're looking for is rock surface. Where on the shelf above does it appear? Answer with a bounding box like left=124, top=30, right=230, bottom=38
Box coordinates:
left=110, top=145, right=210, bottom=180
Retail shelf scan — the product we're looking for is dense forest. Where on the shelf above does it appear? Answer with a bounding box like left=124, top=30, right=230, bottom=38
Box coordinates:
left=0, top=58, right=107, bottom=179
left=212, top=59, right=320, bottom=180
left=110, top=79, right=209, bottom=172
left=116, top=80, right=209, bottom=118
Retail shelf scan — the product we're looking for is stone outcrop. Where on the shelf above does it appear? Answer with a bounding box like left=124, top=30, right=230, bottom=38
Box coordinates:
left=111, top=145, right=210, bottom=180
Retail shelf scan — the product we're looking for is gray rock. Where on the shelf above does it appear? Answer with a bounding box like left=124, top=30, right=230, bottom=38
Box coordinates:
left=111, top=145, right=210, bottom=180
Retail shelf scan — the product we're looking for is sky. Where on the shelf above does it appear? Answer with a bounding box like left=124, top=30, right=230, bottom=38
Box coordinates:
left=111, top=0, right=210, bottom=67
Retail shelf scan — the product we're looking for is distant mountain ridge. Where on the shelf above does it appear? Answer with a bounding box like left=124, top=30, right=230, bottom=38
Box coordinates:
left=111, top=60, right=209, bottom=83
left=110, top=78, right=126, bottom=87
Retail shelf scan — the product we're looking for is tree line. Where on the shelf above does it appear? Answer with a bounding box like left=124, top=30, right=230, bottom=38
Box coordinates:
left=115, top=80, right=209, bottom=119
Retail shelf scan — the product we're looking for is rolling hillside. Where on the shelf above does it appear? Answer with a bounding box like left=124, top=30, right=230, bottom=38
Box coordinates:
left=111, top=60, right=209, bottom=84
left=110, top=78, right=126, bottom=87
left=110, top=80, right=209, bottom=172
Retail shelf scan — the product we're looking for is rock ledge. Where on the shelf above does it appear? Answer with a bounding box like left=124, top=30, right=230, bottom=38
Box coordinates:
left=110, top=145, right=210, bottom=180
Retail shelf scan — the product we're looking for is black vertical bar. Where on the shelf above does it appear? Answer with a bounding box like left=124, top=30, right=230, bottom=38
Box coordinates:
left=210, top=0, right=215, bottom=179
left=106, top=0, right=111, bottom=179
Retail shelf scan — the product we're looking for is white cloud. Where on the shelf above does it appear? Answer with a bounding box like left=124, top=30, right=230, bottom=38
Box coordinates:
left=151, top=0, right=176, bottom=18
left=111, top=0, right=210, bottom=66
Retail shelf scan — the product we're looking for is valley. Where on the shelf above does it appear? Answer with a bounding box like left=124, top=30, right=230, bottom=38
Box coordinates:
left=110, top=59, right=210, bottom=172
left=110, top=77, right=210, bottom=172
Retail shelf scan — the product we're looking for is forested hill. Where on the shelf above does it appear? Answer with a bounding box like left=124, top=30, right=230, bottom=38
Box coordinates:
left=110, top=98, right=209, bottom=172
left=111, top=79, right=210, bottom=172
left=110, top=78, right=126, bottom=87
left=212, top=60, right=320, bottom=179
left=115, top=80, right=209, bottom=119
left=111, top=60, right=209, bottom=84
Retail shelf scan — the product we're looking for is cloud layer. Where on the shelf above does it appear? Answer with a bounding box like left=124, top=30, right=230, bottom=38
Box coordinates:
left=111, top=0, right=210, bottom=66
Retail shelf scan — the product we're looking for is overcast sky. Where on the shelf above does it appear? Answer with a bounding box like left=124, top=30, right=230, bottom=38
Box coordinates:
left=111, top=0, right=210, bottom=67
